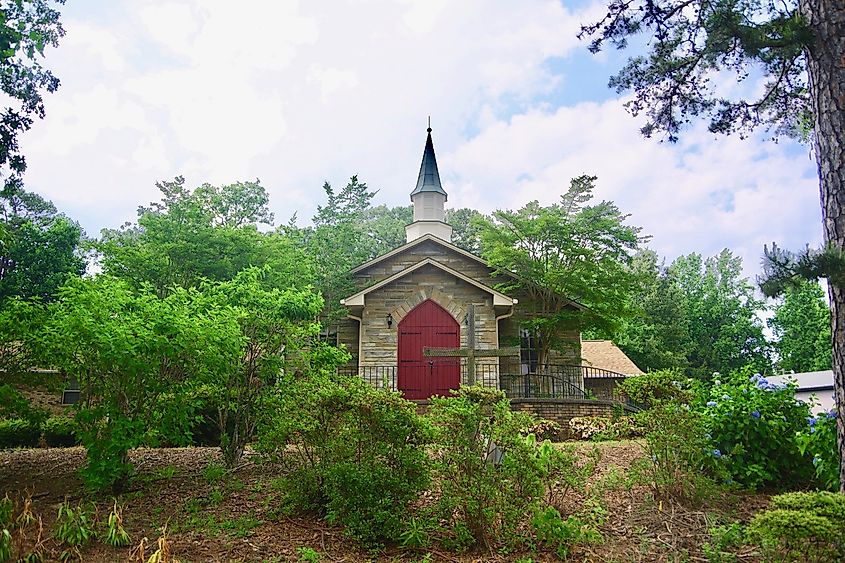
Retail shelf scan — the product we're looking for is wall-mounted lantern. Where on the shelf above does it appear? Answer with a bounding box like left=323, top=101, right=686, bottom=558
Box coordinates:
left=386, top=313, right=393, bottom=327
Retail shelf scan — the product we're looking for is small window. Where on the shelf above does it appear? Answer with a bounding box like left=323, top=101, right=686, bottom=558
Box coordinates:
left=520, top=329, right=540, bottom=374
left=62, top=377, right=81, bottom=405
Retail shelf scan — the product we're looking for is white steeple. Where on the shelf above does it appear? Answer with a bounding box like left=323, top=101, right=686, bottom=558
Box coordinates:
left=405, top=126, right=453, bottom=243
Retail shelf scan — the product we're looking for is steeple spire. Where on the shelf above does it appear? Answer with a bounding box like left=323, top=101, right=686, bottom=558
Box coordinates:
left=405, top=122, right=452, bottom=243
left=410, top=124, right=447, bottom=200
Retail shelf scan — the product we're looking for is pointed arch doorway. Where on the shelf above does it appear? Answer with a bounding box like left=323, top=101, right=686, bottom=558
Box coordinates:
left=397, top=299, right=460, bottom=399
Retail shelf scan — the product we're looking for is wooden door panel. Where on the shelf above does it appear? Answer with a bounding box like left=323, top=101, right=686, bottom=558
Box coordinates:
left=397, top=300, right=460, bottom=399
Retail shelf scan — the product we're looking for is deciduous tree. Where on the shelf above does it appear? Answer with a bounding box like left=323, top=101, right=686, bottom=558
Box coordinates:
left=612, top=250, right=691, bottom=373
left=0, top=188, right=84, bottom=303
left=98, top=177, right=309, bottom=296
left=769, top=279, right=831, bottom=373
left=0, top=0, right=65, bottom=192
left=669, top=250, right=770, bottom=379
left=479, top=175, right=646, bottom=364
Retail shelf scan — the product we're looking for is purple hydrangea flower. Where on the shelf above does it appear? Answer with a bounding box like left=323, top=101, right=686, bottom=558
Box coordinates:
left=722, top=394, right=731, bottom=401
left=807, top=416, right=817, bottom=427
left=751, top=411, right=761, bottom=419
left=707, top=401, right=717, bottom=407
left=827, top=410, right=837, bottom=420
left=713, top=449, right=722, bottom=458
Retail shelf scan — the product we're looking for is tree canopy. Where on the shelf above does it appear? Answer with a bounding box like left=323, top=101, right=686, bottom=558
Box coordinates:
left=97, top=177, right=309, bottom=296
left=479, top=175, right=646, bottom=363
left=0, top=188, right=84, bottom=303
left=769, top=279, right=831, bottom=373
left=0, top=0, right=65, bottom=192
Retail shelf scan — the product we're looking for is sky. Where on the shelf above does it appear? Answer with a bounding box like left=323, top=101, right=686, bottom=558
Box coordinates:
left=19, top=0, right=824, bottom=283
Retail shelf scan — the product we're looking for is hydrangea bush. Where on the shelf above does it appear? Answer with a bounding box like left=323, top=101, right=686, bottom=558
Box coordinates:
left=798, top=408, right=839, bottom=491
left=701, top=368, right=814, bottom=490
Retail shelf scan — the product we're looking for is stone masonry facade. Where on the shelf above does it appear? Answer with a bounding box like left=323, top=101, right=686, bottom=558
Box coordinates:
left=338, top=239, right=582, bottom=390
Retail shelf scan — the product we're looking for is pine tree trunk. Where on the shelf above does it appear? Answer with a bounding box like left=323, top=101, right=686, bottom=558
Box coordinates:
left=801, top=0, right=845, bottom=492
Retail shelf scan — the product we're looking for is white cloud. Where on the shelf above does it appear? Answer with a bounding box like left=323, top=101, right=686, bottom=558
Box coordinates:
left=15, top=0, right=824, bottom=284
left=446, top=100, right=821, bottom=279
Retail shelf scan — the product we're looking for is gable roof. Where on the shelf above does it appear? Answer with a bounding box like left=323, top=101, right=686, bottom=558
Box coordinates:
left=341, top=257, right=517, bottom=307
left=350, top=233, right=489, bottom=275
left=581, top=340, right=643, bottom=376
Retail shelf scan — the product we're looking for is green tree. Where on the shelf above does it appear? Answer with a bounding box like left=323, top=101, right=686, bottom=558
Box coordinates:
left=579, top=0, right=845, bottom=491
left=0, top=188, right=84, bottom=302
left=479, top=175, right=646, bottom=364
left=613, top=250, right=691, bottom=372
left=0, top=0, right=65, bottom=191
left=360, top=204, right=411, bottom=256
left=447, top=207, right=487, bottom=254
left=200, top=268, right=326, bottom=466
left=769, top=280, right=831, bottom=372
left=39, top=276, right=243, bottom=492
left=669, top=250, right=770, bottom=379
left=285, top=176, right=379, bottom=329
left=98, top=177, right=309, bottom=296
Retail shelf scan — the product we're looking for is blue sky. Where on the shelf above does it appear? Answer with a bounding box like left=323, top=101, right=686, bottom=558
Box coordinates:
left=19, top=0, right=823, bottom=282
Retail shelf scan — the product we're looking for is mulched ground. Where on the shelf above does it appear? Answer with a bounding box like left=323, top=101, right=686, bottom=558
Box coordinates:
left=0, top=441, right=768, bottom=562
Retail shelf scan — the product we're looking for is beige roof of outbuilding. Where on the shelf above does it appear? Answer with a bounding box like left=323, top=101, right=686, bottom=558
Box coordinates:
left=581, top=340, right=643, bottom=376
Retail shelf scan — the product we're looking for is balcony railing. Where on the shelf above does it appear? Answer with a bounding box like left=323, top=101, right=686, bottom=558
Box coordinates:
left=338, top=361, right=627, bottom=400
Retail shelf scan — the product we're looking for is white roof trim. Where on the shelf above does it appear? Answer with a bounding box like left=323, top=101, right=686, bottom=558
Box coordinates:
left=341, top=257, right=517, bottom=307
left=350, top=233, right=488, bottom=274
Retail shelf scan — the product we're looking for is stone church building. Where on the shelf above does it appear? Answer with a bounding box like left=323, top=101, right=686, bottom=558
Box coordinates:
left=337, top=128, right=629, bottom=402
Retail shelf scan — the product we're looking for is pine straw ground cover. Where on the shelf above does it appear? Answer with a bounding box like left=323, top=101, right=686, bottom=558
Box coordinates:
left=0, top=441, right=768, bottom=562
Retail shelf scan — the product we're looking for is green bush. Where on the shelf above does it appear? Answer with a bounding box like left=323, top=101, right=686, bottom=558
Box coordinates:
left=797, top=410, right=839, bottom=490
left=747, top=492, right=845, bottom=562
left=43, top=416, right=78, bottom=447
left=702, top=369, right=814, bottom=489
left=621, top=371, right=721, bottom=503
left=259, top=374, right=432, bottom=546
left=427, top=386, right=583, bottom=551
left=0, top=419, right=40, bottom=449
left=532, top=506, right=601, bottom=559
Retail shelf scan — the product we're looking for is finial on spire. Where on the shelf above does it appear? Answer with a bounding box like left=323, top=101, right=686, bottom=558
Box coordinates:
left=427, top=116, right=432, bottom=133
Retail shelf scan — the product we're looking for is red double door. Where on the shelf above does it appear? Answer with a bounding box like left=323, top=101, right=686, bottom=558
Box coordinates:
left=397, top=300, right=460, bottom=400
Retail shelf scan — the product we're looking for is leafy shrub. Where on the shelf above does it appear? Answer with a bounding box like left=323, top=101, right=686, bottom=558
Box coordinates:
left=259, top=374, right=432, bottom=546
left=102, top=501, right=130, bottom=547
left=747, top=492, right=845, bottom=562
left=0, top=385, right=48, bottom=426
left=427, top=386, right=581, bottom=551
left=620, top=369, right=695, bottom=408
left=54, top=502, right=95, bottom=561
left=798, top=409, right=839, bottom=490
left=702, top=370, right=814, bottom=489
left=701, top=522, right=745, bottom=563
left=0, top=419, right=40, bottom=449
left=532, top=506, right=601, bottom=558
left=76, top=410, right=145, bottom=493
left=43, top=416, right=78, bottom=447
left=622, top=371, right=721, bottom=503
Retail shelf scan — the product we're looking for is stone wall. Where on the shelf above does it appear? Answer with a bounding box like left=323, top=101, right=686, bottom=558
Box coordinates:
left=358, top=264, right=500, bottom=384
left=510, top=398, right=632, bottom=439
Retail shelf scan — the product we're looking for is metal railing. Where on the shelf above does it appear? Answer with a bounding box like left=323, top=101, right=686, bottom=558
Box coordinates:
left=339, top=361, right=627, bottom=400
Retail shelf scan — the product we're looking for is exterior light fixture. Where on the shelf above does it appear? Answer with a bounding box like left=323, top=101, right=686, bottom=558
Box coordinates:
left=386, top=313, right=393, bottom=327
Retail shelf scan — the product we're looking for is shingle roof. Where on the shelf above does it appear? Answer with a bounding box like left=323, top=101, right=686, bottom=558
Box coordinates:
left=581, top=340, right=643, bottom=376
left=410, top=128, right=447, bottom=199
